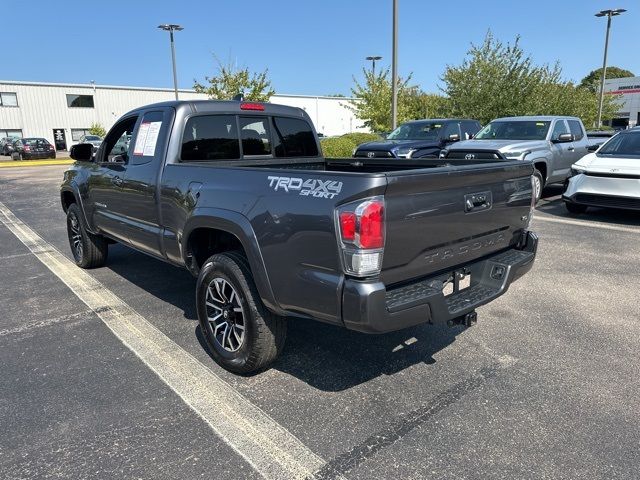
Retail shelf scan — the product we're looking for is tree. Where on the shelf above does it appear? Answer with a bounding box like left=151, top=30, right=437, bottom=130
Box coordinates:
left=89, top=122, right=106, bottom=137
left=194, top=58, right=275, bottom=102
left=579, top=66, right=635, bottom=93
left=441, top=32, right=621, bottom=126
left=348, top=67, right=422, bottom=133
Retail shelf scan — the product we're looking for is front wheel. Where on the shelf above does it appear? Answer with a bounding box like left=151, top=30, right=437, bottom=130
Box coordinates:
left=66, top=203, right=108, bottom=268
left=196, top=252, right=286, bottom=374
left=532, top=169, right=544, bottom=204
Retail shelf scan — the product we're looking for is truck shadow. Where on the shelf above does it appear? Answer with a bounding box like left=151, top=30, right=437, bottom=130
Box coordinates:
left=107, top=245, right=465, bottom=392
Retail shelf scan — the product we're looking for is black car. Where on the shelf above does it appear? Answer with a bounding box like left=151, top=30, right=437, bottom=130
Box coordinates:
left=353, top=119, right=482, bottom=159
left=1, top=137, right=18, bottom=156
left=11, top=137, right=56, bottom=160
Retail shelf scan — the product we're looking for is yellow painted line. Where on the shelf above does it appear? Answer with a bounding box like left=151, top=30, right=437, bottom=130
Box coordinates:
left=0, top=201, right=340, bottom=480
left=0, top=159, right=73, bottom=168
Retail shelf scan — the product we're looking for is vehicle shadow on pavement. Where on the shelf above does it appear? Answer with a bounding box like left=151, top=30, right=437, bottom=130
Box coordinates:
left=538, top=184, right=640, bottom=227
left=107, top=245, right=465, bottom=391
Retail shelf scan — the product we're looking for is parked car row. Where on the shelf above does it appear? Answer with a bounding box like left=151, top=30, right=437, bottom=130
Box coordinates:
left=353, top=116, right=639, bottom=213
left=1, top=137, right=57, bottom=160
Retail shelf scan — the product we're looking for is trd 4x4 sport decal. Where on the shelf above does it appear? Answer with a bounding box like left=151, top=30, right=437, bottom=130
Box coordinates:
left=267, top=176, right=343, bottom=199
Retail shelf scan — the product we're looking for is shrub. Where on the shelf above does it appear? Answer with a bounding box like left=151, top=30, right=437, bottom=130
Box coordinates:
left=320, top=132, right=381, bottom=158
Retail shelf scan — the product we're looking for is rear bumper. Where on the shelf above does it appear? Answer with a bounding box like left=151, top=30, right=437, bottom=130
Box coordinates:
left=342, top=231, right=538, bottom=333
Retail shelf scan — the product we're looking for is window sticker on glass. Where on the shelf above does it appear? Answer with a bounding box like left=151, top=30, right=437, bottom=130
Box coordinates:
left=133, top=121, right=162, bottom=156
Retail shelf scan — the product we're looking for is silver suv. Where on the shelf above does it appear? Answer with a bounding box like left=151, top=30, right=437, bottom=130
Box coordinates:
left=441, top=116, right=590, bottom=202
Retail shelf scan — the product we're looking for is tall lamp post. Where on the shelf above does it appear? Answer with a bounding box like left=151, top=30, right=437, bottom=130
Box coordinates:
left=158, top=24, right=184, bottom=100
left=391, top=0, right=398, bottom=130
left=595, top=9, right=626, bottom=128
left=366, top=56, right=382, bottom=76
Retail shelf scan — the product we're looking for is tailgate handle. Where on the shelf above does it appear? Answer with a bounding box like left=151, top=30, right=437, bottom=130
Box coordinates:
left=464, top=191, right=492, bottom=213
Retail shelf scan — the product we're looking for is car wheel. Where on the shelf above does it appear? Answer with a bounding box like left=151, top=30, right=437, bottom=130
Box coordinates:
left=565, top=202, right=588, bottom=214
left=196, top=251, right=286, bottom=374
left=66, top=203, right=108, bottom=268
left=11, top=152, right=21, bottom=161
left=532, top=169, right=544, bottom=204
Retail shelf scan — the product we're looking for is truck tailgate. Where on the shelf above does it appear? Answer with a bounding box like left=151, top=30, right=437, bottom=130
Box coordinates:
left=381, top=161, right=533, bottom=286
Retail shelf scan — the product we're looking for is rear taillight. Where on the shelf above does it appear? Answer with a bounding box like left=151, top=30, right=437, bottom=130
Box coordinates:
left=24, top=145, right=31, bottom=152
left=49, top=145, right=54, bottom=150
left=336, top=197, right=385, bottom=277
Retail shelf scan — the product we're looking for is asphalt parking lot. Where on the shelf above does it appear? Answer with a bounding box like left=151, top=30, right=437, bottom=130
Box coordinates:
left=1, top=165, right=639, bottom=480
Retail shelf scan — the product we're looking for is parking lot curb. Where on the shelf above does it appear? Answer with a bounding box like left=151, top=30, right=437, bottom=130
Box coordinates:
left=0, top=159, right=73, bottom=168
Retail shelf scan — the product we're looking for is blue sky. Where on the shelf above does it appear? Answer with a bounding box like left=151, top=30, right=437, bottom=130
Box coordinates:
left=6, top=0, right=639, bottom=96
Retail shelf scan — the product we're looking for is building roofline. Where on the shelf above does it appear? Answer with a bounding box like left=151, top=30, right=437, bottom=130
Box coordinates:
left=0, top=79, right=357, bottom=100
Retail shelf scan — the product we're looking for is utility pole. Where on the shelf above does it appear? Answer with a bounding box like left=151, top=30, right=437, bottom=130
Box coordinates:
left=391, top=0, right=398, bottom=130
left=595, top=9, right=626, bottom=128
left=158, top=24, right=184, bottom=100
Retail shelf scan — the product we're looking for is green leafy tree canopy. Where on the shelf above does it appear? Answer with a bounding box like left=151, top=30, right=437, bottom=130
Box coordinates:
left=194, top=58, right=275, bottom=102
left=89, top=122, right=106, bottom=137
left=579, top=66, right=635, bottom=93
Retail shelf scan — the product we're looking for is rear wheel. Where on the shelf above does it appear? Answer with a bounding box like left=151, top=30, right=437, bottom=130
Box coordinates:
left=532, top=169, right=544, bottom=204
left=196, top=252, right=286, bottom=374
left=565, top=201, right=588, bottom=214
left=11, top=152, right=21, bottom=161
left=66, top=203, right=108, bottom=268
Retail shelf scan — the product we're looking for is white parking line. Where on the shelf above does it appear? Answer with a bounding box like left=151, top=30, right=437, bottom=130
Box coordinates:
left=0, top=201, right=339, bottom=480
left=534, top=215, right=640, bottom=234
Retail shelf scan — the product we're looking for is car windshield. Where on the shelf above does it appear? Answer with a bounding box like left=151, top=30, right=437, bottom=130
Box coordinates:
left=475, top=121, right=550, bottom=140
left=23, top=138, right=49, bottom=146
left=598, top=132, right=640, bottom=157
left=386, top=122, right=444, bottom=140
left=85, top=135, right=102, bottom=141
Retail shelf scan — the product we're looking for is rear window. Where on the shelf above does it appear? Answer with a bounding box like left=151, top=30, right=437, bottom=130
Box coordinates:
left=567, top=120, right=584, bottom=140
left=239, top=116, right=272, bottom=156
left=181, top=115, right=240, bottom=161
left=272, top=117, right=318, bottom=157
left=23, top=138, right=49, bottom=146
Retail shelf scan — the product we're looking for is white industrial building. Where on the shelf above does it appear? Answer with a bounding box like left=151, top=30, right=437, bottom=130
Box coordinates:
left=0, top=80, right=365, bottom=150
left=604, top=76, right=640, bottom=129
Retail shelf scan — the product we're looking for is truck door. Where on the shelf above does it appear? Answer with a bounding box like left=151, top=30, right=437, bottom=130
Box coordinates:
left=119, top=108, right=173, bottom=258
left=567, top=119, right=589, bottom=163
left=86, top=115, right=139, bottom=243
left=548, top=119, right=574, bottom=182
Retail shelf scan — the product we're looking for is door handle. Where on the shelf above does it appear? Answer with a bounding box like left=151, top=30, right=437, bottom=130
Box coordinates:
left=187, top=182, right=203, bottom=204
left=567, top=147, right=575, bottom=151
left=112, top=176, right=123, bottom=186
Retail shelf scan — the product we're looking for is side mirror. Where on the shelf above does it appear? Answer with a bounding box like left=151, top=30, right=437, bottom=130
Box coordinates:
left=554, top=133, right=574, bottom=143
left=587, top=144, right=600, bottom=152
left=448, top=133, right=460, bottom=142
left=111, top=154, right=126, bottom=164
left=69, top=143, right=94, bottom=161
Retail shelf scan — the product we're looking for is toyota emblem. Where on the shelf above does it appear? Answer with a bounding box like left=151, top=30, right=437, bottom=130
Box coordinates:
left=464, top=153, right=476, bottom=160
left=367, top=152, right=375, bottom=158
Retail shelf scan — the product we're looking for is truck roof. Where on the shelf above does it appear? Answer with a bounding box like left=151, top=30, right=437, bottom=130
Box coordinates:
left=491, top=115, right=582, bottom=122
left=402, top=118, right=477, bottom=124
left=122, top=99, right=308, bottom=118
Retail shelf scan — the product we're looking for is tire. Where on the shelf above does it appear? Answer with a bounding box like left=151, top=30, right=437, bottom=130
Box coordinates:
left=11, top=152, right=21, bottom=161
left=565, top=201, right=588, bottom=214
left=196, top=251, right=286, bottom=374
left=66, top=203, right=108, bottom=268
left=532, top=169, right=544, bottom=204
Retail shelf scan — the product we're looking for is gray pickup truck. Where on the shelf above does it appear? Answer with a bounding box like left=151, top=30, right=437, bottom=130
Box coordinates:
left=61, top=100, right=537, bottom=373
left=441, top=116, right=590, bottom=202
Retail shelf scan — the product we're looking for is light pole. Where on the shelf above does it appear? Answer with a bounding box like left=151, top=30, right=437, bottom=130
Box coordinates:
left=366, top=56, right=382, bottom=76
left=595, top=9, right=626, bottom=128
left=158, top=24, right=184, bottom=100
left=391, top=0, right=398, bottom=130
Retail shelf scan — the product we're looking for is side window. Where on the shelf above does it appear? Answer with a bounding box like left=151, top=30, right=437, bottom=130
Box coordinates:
left=567, top=120, right=584, bottom=140
left=100, top=116, right=138, bottom=163
left=462, top=121, right=480, bottom=140
left=130, top=110, right=164, bottom=165
left=272, top=117, right=319, bottom=157
left=181, top=115, right=240, bottom=161
left=551, top=120, right=570, bottom=139
left=239, top=116, right=272, bottom=156
left=441, top=122, right=460, bottom=139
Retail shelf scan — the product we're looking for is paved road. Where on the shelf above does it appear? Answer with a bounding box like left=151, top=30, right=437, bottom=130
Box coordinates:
left=1, top=165, right=639, bottom=479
